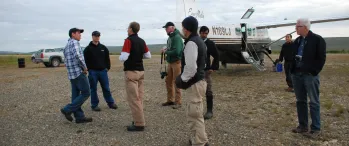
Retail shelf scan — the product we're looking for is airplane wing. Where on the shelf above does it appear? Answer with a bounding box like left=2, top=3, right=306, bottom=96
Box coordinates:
left=256, top=17, right=349, bottom=29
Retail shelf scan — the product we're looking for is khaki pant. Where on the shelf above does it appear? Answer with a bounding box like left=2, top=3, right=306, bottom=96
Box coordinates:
left=124, top=71, right=145, bottom=126
left=186, top=80, right=208, bottom=146
left=165, top=60, right=182, bottom=104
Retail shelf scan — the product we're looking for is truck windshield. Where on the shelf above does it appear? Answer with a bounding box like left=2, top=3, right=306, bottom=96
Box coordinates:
left=45, top=49, right=55, bottom=53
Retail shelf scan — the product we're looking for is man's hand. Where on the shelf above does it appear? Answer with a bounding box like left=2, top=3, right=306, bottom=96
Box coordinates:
left=83, top=68, right=88, bottom=74
left=160, top=48, right=167, bottom=53
left=208, top=69, right=214, bottom=74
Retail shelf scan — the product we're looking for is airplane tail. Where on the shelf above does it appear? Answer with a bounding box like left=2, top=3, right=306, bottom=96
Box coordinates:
left=176, top=0, right=205, bottom=22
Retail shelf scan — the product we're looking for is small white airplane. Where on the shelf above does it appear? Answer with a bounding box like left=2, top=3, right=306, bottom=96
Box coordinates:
left=172, top=0, right=349, bottom=71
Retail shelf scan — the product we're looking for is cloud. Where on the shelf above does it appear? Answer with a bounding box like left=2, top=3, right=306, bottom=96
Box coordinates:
left=0, top=0, right=348, bottom=52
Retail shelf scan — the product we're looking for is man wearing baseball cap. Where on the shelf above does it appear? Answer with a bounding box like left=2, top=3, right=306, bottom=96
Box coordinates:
left=175, top=16, right=209, bottom=146
left=84, top=31, right=118, bottom=111
left=160, top=22, right=184, bottom=109
left=60, top=27, right=93, bottom=124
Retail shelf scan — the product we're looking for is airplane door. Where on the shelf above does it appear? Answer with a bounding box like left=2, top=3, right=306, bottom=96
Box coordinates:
left=240, top=23, right=247, bottom=51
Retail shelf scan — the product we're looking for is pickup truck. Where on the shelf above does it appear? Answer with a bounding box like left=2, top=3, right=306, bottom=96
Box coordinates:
left=33, top=48, right=65, bottom=67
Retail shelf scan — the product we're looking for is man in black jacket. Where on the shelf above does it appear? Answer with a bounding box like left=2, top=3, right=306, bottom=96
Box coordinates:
left=290, top=18, right=326, bottom=139
left=278, top=34, right=294, bottom=92
left=83, top=31, right=117, bottom=111
left=199, top=26, right=219, bottom=120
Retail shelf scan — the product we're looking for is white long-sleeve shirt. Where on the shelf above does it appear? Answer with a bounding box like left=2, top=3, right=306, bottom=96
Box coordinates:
left=181, top=41, right=198, bottom=82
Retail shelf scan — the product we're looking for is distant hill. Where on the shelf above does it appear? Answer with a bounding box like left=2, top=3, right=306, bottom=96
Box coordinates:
left=270, top=37, right=349, bottom=51
left=1, top=37, right=348, bottom=55
left=107, top=44, right=166, bottom=54
left=0, top=51, right=28, bottom=55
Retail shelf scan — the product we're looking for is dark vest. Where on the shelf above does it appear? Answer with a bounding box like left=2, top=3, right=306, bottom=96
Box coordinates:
left=124, top=34, right=146, bottom=71
left=181, top=35, right=207, bottom=84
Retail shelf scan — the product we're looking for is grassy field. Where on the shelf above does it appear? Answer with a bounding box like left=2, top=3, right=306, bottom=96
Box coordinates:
left=0, top=55, right=32, bottom=67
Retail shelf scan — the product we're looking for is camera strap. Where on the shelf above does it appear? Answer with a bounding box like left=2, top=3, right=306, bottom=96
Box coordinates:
left=160, top=52, right=166, bottom=73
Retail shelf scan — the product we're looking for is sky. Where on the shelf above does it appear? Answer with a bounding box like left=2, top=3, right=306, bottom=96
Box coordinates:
left=0, top=0, right=349, bottom=52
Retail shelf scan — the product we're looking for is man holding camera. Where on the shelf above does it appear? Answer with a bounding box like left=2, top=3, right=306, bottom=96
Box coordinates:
left=161, top=22, right=184, bottom=109
left=290, top=18, right=326, bottom=139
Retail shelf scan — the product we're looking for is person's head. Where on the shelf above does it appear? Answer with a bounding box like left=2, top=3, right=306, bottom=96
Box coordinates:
left=92, top=31, right=101, bottom=42
left=69, top=28, right=84, bottom=41
left=199, top=26, right=209, bottom=39
left=285, top=34, right=292, bottom=43
left=296, top=18, right=311, bottom=37
left=128, top=22, right=140, bottom=36
left=163, top=22, right=175, bottom=35
left=181, top=16, right=198, bottom=38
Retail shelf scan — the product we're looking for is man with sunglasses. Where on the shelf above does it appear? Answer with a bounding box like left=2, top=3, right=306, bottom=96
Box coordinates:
left=290, top=18, right=326, bottom=139
left=160, top=22, right=184, bottom=109
left=199, top=26, right=219, bottom=120
left=84, top=31, right=118, bottom=111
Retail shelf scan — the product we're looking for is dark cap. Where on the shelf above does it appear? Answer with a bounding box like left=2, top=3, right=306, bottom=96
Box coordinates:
left=69, top=28, right=84, bottom=37
left=162, top=22, right=175, bottom=28
left=182, top=16, right=198, bottom=33
left=92, top=31, right=100, bottom=36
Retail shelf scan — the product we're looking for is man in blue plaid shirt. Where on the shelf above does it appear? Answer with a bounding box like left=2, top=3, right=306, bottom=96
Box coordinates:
left=60, top=28, right=92, bottom=124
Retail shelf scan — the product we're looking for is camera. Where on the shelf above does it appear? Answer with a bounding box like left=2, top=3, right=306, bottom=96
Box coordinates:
left=160, top=72, right=167, bottom=79
left=295, top=55, right=302, bottom=62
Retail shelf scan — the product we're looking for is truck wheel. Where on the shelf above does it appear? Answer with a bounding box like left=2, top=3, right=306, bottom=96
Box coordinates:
left=51, top=58, right=60, bottom=67
left=44, top=62, right=51, bottom=67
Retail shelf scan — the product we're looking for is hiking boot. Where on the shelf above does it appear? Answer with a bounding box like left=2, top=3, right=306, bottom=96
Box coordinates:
left=162, top=101, right=175, bottom=106
left=92, top=106, right=101, bottom=112
left=76, top=117, right=93, bottom=124
left=292, top=126, right=308, bottom=133
left=127, top=122, right=144, bottom=132
left=303, top=130, right=321, bottom=139
left=60, top=108, right=73, bottom=122
left=204, top=112, right=213, bottom=120
left=108, top=103, right=118, bottom=109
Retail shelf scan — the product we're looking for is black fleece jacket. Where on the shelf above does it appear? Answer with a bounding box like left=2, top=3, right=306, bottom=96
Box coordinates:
left=204, top=38, right=219, bottom=70
left=290, top=30, right=326, bottom=76
left=83, top=41, right=111, bottom=71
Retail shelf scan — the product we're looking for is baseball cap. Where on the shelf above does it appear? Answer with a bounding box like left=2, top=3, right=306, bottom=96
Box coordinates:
left=69, top=28, right=84, bottom=37
left=162, top=22, right=175, bottom=28
left=92, top=31, right=101, bottom=36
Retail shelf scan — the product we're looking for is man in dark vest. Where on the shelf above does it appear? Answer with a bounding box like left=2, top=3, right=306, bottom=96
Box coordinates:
left=119, top=22, right=151, bottom=132
left=278, top=34, right=295, bottom=92
left=290, top=18, right=326, bottom=139
left=175, top=16, right=209, bottom=146
left=199, top=26, right=219, bottom=120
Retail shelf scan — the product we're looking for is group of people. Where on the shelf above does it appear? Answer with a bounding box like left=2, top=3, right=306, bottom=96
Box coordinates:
left=59, top=16, right=326, bottom=145
left=278, top=18, right=326, bottom=139
left=59, top=16, right=219, bottom=145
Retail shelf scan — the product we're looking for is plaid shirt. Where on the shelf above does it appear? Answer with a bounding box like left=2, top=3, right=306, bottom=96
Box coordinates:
left=63, top=38, right=87, bottom=80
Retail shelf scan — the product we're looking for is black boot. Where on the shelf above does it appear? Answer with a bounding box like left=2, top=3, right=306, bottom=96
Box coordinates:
left=204, top=96, right=213, bottom=120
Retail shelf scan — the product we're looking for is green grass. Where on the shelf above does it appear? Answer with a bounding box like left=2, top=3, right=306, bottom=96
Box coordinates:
left=0, top=55, right=32, bottom=66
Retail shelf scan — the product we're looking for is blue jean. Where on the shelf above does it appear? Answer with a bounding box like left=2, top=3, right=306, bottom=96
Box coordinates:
left=291, top=72, right=321, bottom=131
left=63, top=73, right=91, bottom=120
left=88, top=69, right=115, bottom=108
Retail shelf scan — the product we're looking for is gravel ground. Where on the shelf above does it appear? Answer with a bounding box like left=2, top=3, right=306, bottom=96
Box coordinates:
left=0, top=54, right=348, bottom=146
